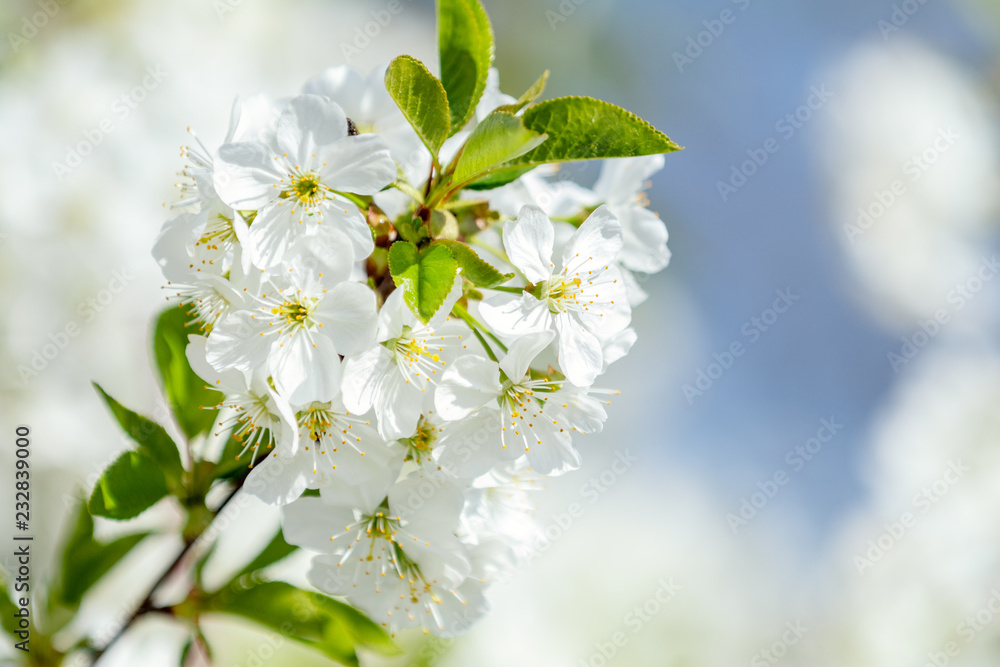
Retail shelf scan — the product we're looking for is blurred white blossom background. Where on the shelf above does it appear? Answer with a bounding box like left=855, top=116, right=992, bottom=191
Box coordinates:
left=3, top=0, right=1000, bottom=665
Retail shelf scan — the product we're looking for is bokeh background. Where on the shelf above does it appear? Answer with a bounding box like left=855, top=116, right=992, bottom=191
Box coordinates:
left=3, top=0, right=1000, bottom=665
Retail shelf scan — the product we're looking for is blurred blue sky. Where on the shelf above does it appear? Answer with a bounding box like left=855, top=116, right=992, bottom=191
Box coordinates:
left=484, top=0, right=1000, bottom=546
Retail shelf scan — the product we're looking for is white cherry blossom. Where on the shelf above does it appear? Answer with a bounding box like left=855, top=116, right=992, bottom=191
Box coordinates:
left=435, top=332, right=609, bottom=475
left=479, top=205, right=631, bottom=386
left=340, top=279, right=468, bottom=440
left=282, top=471, right=484, bottom=635
left=204, top=239, right=376, bottom=405
left=214, top=94, right=396, bottom=268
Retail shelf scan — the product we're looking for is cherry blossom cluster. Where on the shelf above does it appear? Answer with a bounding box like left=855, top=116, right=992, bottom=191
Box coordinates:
left=153, top=65, right=670, bottom=637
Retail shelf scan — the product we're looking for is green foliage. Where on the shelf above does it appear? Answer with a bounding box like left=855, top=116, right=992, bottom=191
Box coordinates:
left=467, top=96, right=682, bottom=189
left=385, top=56, right=452, bottom=158
left=452, top=111, right=547, bottom=184
left=494, top=70, right=549, bottom=115
left=54, top=501, right=149, bottom=607
left=89, top=450, right=169, bottom=520
left=153, top=307, right=222, bottom=441
left=92, top=382, right=184, bottom=485
left=433, top=240, right=513, bottom=288
left=0, top=579, right=21, bottom=639
left=203, top=581, right=397, bottom=666
left=438, top=0, right=494, bottom=133
left=462, top=165, right=537, bottom=191
left=389, top=241, right=459, bottom=323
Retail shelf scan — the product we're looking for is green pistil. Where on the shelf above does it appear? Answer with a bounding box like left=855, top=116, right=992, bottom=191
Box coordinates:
left=403, top=418, right=438, bottom=463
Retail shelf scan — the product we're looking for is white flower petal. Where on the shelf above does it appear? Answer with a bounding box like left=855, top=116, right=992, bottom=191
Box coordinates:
left=601, top=327, right=637, bottom=369
left=436, top=356, right=502, bottom=420
left=301, top=66, right=366, bottom=116
left=503, top=205, right=555, bottom=282
left=243, top=452, right=310, bottom=505
left=478, top=293, right=550, bottom=337
left=592, top=154, right=665, bottom=203
left=561, top=205, right=623, bottom=271
left=434, top=409, right=507, bottom=478
left=524, top=427, right=581, bottom=476
left=275, top=94, right=348, bottom=165
left=205, top=311, right=268, bottom=373
left=317, top=202, right=375, bottom=260
left=499, top=331, right=554, bottom=381
left=245, top=202, right=300, bottom=269
left=268, top=332, right=342, bottom=405
left=341, top=345, right=393, bottom=414
left=214, top=141, right=285, bottom=210
left=185, top=334, right=246, bottom=395
left=151, top=214, right=198, bottom=283
left=281, top=497, right=357, bottom=553
left=375, top=289, right=407, bottom=341
left=618, top=205, right=671, bottom=274
left=315, top=281, right=377, bottom=356
left=319, top=133, right=396, bottom=195
left=554, top=313, right=603, bottom=387
left=319, top=453, right=404, bottom=514
left=375, top=370, right=424, bottom=440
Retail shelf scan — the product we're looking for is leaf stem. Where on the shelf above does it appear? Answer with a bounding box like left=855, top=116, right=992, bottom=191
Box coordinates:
left=389, top=181, right=425, bottom=204
left=453, top=303, right=508, bottom=355
left=451, top=304, right=499, bottom=361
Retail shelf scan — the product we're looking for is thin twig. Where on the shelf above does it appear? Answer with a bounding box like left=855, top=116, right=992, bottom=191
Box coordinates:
left=88, top=473, right=249, bottom=665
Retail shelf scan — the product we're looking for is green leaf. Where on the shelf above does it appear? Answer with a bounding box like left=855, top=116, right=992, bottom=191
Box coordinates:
left=93, top=382, right=184, bottom=484
left=385, top=55, right=451, bottom=158
left=388, top=241, right=459, bottom=323
left=468, top=96, right=682, bottom=188
left=89, top=451, right=169, bottom=521
left=180, top=637, right=195, bottom=666
left=433, top=240, right=513, bottom=288
left=55, top=500, right=149, bottom=607
left=494, top=70, right=549, bottom=115
left=153, top=307, right=223, bottom=441
left=0, top=579, right=22, bottom=640
left=438, top=0, right=493, bottom=133
left=204, top=581, right=397, bottom=665
left=234, top=530, right=298, bottom=580
left=452, top=111, right=547, bottom=184
left=462, top=165, right=537, bottom=191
